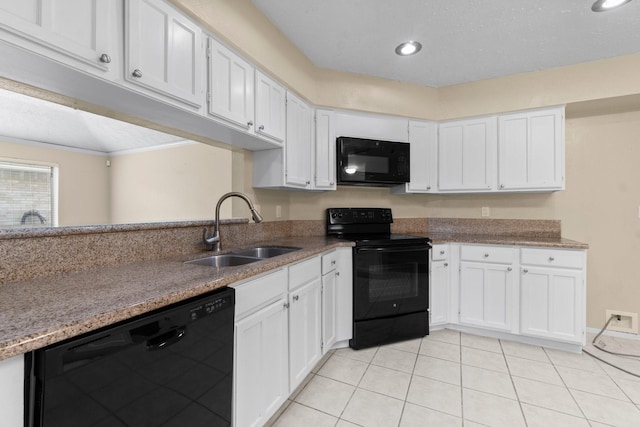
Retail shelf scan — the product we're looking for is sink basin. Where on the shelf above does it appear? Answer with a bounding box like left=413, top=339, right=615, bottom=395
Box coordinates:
left=232, top=246, right=301, bottom=258
left=185, top=254, right=261, bottom=267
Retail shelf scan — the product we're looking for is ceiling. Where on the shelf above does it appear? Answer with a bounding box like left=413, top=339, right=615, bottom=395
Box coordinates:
left=252, top=0, right=640, bottom=87
left=0, top=89, right=186, bottom=154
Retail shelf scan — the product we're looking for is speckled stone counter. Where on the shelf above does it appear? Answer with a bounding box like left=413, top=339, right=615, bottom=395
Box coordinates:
left=0, top=236, right=352, bottom=360
left=0, top=216, right=587, bottom=362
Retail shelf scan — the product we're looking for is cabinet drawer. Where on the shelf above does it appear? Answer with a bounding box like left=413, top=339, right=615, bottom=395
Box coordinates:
left=460, top=245, right=515, bottom=264
left=521, top=248, right=585, bottom=269
left=289, top=256, right=321, bottom=291
left=432, top=244, right=449, bottom=261
left=322, top=250, right=338, bottom=274
left=233, top=268, right=287, bottom=320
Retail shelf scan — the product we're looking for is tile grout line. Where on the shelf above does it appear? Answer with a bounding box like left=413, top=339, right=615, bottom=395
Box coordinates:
left=499, top=339, right=530, bottom=427
left=542, top=346, right=592, bottom=423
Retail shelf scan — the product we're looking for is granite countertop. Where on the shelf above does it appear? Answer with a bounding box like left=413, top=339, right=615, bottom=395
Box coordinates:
left=424, top=232, right=589, bottom=249
left=0, top=236, right=352, bottom=361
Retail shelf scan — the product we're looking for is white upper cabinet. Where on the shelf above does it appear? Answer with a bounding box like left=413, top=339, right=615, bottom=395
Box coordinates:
left=255, top=70, right=286, bottom=143
left=0, top=0, right=120, bottom=78
left=285, top=92, right=313, bottom=188
left=438, top=116, right=497, bottom=192
left=391, top=120, right=438, bottom=194
left=334, top=111, right=409, bottom=142
left=313, top=109, right=337, bottom=190
left=207, top=36, right=254, bottom=130
left=125, top=0, right=204, bottom=108
left=498, top=106, right=565, bottom=191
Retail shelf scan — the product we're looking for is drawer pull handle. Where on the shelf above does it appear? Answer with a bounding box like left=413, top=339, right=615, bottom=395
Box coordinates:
left=523, top=269, right=529, bottom=274
left=507, top=267, right=512, bottom=272
left=549, top=256, right=555, bottom=262
left=444, top=263, right=448, bottom=267
left=293, top=295, right=299, bottom=301
left=484, top=253, right=489, bottom=258
left=283, top=302, right=290, bottom=309
left=336, top=272, right=340, bottom=277
left=331, top=260, right=336, bottom=265
left=440, top=250, right=445, bottom=255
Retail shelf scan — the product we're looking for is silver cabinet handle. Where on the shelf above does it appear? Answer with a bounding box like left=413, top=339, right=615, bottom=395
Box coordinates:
left=330, top=182, right=335, bottom=186
left=306, top=181, right=311, bottom=185
left=549, top=256, right=555, bottom=262
left=484, top=253, right=489, bottom=258
left=283, top=302, right=290, bottom=309
left=440, top=250, right=445, bottom=255
left=500, top=184, right=505, bottom=188
left=331, top=260, right=336, bottom=265
left=444, top=263, right=448, bottom=267
left=507, top=267, right=512, bottom=271
left=523, top=269, right=529, bottom=274
left=336, top=271, right=340, bottom=277
left=132, top=69, right=142, bottom=78
left=247, top=120, right=253, bottom=127
left=426, top=186, right=431, bottom=190
left=259, top=125, right=265, bottom=131
left=293, top=295, right=299, bottom=301
left=99, top=53, right=111, bottom=64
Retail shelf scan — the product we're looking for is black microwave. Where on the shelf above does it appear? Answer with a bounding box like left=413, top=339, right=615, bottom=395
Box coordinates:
left=336, top=136, right=410, bottom=186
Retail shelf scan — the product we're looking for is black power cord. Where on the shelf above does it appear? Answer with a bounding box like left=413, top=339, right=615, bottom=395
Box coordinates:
left=583, top=314, right=640, bottom=378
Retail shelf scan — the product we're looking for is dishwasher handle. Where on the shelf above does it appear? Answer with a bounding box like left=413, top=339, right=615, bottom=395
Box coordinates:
left=147, top=327, right=186, bottom=351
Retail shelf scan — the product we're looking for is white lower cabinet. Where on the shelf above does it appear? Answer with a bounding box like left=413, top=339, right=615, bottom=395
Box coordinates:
left=429, top=243, right=586, bottom=348
left=429, top=244, right=450, bottom=326
left=459, top=262, right=515, bottom=332
left=233, top=269, right=289, bottom=427
left=520, top=248, right=586, bottom=344
left=233, top=249, right=352, bottom=427
left=0, top=355, right=23, bottom=427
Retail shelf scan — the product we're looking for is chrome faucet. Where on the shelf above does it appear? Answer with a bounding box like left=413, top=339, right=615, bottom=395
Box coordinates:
left=203, top=192, right=263, bottom=251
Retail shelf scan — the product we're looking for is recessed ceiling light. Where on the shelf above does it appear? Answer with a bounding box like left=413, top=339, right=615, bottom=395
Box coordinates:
left=592, top=0, right=632, bottom=11
left=395, top=41, right=422, bottom=56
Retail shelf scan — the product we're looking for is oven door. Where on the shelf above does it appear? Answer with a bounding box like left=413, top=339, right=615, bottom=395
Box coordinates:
left=353, top=244, right=429, bottom=321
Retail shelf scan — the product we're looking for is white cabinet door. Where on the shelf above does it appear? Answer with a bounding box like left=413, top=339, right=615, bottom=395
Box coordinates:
left=335, top=248, right=353, bottom=343
left=407, top=120, right=438, bottom=192
left=322, top=270, right=337, bottom=354
left=459, top=262, right=514, bottom=332
left=430, top=259, right=450, bottom=326
left=498, top=107, right=564, bottom=191
left=285, top=92, right=312, bottom=188
left=125, top=0, right=203, bottom=108
left=255, top=70, right=286, bottom=143
left=334, top=111, right=409, bottom=142
left=520, top=267, right=584, bottom=343
left=0, top=0, right=118, bottom=77
left=289, top=277, right=322, bottom=391
left=313, top=109, right=337, bottom=190
left=0, top=355, right=23, bottom=427
left=438, top=116, right=497, bottom=191
left=234, top=299, right=289, bottom=427
left=207, top=37, right=254, bottom=129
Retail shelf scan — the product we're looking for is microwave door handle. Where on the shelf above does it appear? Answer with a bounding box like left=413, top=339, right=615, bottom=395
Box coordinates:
left=355, top=245, right=430, bottom=254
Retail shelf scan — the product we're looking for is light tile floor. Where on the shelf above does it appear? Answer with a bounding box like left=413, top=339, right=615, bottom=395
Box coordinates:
left=269, top=329, right=640, bottom=427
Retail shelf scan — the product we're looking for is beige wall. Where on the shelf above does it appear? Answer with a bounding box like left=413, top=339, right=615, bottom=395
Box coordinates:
left=0, top=139, right=110, bottom=226
left=110, top=142, right=233, bottom=224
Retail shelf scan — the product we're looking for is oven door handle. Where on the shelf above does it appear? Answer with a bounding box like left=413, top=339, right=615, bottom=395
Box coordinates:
left=355, top=245, right=431, bottom=254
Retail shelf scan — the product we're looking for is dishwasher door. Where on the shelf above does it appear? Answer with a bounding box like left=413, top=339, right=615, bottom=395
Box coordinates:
left=28, top=287, right=234, bottom=427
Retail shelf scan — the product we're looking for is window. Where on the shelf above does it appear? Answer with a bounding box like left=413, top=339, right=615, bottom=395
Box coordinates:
left=0, top=160, right=58, bottom=228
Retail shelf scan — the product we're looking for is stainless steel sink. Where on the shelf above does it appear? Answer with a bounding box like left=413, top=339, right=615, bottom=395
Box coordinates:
left=232, top=246, right=301, bottom=258
left=185, top=254, right=261, bottom=267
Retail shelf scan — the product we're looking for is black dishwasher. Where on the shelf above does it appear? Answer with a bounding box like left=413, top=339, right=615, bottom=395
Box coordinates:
left=27, top=287, right=234, bottom=427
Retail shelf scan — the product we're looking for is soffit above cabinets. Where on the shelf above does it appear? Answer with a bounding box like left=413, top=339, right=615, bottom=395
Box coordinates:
left=252, top=0, right=640, bottom=87
left=0, top=89, right=187, bottom=155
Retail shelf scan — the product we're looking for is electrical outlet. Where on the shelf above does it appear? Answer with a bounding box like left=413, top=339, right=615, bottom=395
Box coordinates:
left=481, top=207, right=490, bottom=217
left=605, top=309, right=639, bottom=334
